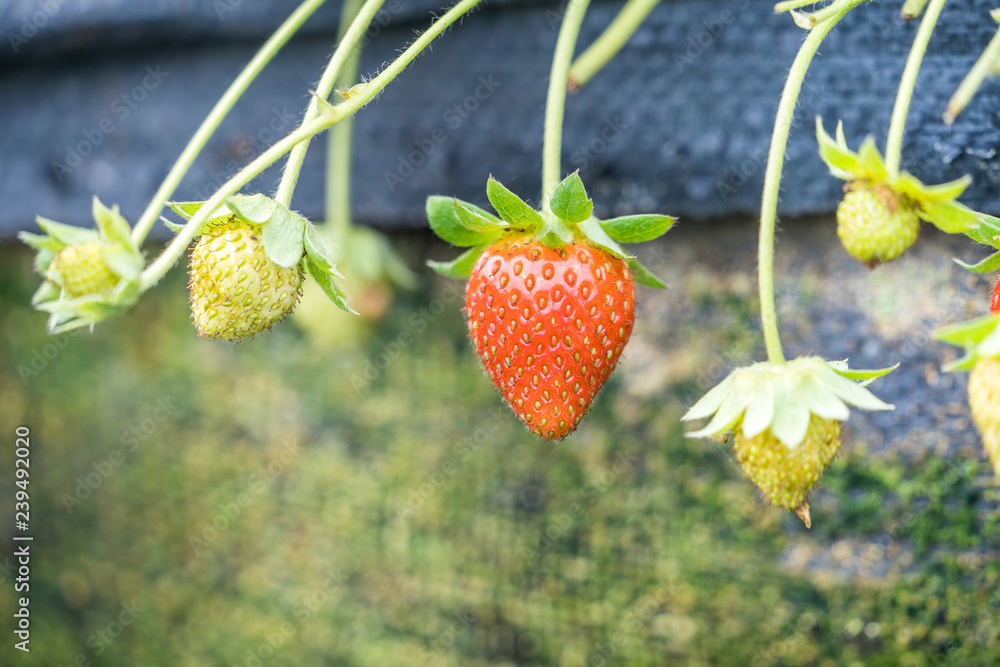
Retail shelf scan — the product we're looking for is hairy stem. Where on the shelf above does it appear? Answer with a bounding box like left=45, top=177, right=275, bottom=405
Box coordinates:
left=327, top=0, right=365, bottom=232
left=568, top=0, right=659, bottom=91
left=885, top=0, right=947, bottom=173
left=759, top=0, right=864, bottom=364
left=542, top=0, right=593, bottom=212
left=275, top=0, right=388, bottom=207
left=943, top=22, right=1000, bottom=125
left=140, top=0, right=484, bottom=290
left=131, top=0, right=327, bottom=244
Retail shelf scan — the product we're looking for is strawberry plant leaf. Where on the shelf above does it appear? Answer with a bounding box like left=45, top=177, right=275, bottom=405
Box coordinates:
left=815, top=118, right=858, bottom=179
left=453, top=200, right=509, bottom=234
left=600, top=214, right=676, bottom=244
left=427, top=244, right=487, bottom=279
left=919, top=200, right=980, bottom=234
left=578, top=218, right=634, bottom=260
left=92, top=198, right=134, bottom=250
left=550, top=172, right=593, bottom=223
left=955, top=249, right=1000, bottom=273
left=486, top=177, right=544, bottom=229
left=628, top=259, right=666, bottom=288
left=936, top=314, right=1000, bottom=346
left=306, top=255, right=355, bottom=314
left=261, top=206, right=306, bottom=268
left=226, top=193, right=277, bottom=226
left=35, top=217, right=98, bottom=247
left=426, top=196, right=504, bottom=247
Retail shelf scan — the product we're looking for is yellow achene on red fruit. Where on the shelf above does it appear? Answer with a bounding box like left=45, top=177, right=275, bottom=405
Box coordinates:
left=465, top=238, right=635, bottom=440
left=188, top=220, right=303, bottom=342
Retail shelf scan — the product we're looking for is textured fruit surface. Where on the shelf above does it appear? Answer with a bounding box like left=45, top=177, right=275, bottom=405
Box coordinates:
left=968, top=357, right=1000, bottom=478
left=992, top=275, right=1000, bottom=316
left=465, top=239, right=635, bottom=439
left=188, top=221, right=303, bottom=341
left=836, top=182, right=919, bottom=266
left=47, top=241, right=118, bottom=297
left=732, top=416, right=841, bottom=513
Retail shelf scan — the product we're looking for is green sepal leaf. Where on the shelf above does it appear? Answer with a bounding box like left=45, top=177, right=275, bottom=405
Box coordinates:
left=486, top=177, right=544, bottom=230
left=936, top=314, right=1000, bottom=346
left=18, top=231, right=63, bottom=274
left=966, top=212, right=1000, bottom=247
left=92, top=198, right=135, bottom=251
left=826, top=360, right=898, bottom=387
left=225, top=193, right=277, bottom=226
left=954, top=249, right=1000, bottom=273
left=453, top=201, right=509, bottom=234
left=538, top=215, right=574, bottom=249
left=35, top=217, right=98, bottom=247
left=306, top=256, right=354, bottom=314
left=100, top=244, right=144, bottom=281
left=549, top=172, right=593, bottom=223
left=303, top=223, right=344, bottom=280
left=167, top=201, right=231, bottom=229
left=578, top=218, right=633, bottom=260
left=162, top=218, right=186, bottom=233
left=261, top=207, right=307, bottom=269
left=427, top=244, right=487, bottom=279
left=426, top=196, right=504, bottom=247
left=816, top=118, right=858, bottom=180
left=917, top=200, right=980, bottom=234
left=600, top=214, right=676, bottom=244
left=628, top=259, right=666, bottom=288
left=856, top=137, right=890, bottom=182
left=895, top=173, right=972, bottom=202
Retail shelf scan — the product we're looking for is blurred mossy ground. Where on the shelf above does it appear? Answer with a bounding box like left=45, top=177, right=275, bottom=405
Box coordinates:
left=1, top=225, right=1000, bottom=666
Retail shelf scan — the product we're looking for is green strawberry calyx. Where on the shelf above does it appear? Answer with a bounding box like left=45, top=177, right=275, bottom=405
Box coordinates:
left=19, top=197, right=145, bottom=333
left=682, top=356, right=896, bottom=448
left=169, top=194, right=353, bottom=314
left=424, top=172, right=675, bottom=288
left=816, top=117, right=981, bottom=236
left=936, top=315, right=1000, bottom=371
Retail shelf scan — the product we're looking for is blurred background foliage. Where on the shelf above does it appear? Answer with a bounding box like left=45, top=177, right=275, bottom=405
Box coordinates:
left=2, top=226, right=1000, bottom=666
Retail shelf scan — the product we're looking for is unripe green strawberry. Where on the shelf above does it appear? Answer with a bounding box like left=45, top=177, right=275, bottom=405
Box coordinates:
left=836, top=182, right=919, bottom=267
left=732, top=415, right=841, bottom=526
left=967, top=356, right=1000, bottom=478
left=188, top=220, right=303, bottom=341
left=46, top=241, right=119, bottom=297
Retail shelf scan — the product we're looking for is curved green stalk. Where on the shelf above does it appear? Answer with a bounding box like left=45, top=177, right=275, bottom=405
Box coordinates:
left=542, top=0, right=593, bottom=212
left=131, top=0, right=328, bottom=245
left=884, top=0, right=947, bottom=173
left=327, top=0, right=365, bottom=232
left=140, top=0, right=485, bottom=291
left=759, top=0, right=864, bottom=364
left=943, top=22, right=1000, bottom=125
left=275, top=0, right=387, bottom=207
left=568, top=0, right=659, bottom=91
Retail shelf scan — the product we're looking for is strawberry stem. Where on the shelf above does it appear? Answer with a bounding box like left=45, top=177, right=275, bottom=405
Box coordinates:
left=567, top=0, right=659, bottom=91
left=129, top=0, right=327, bottom=246
left=759, top=0, right=865, bottom=364
left=274, top=0, right=390, bottom=208
left=943, top=19, right=1000, bottom=125
left=884, top=0, right=947, bottom=174
left=326, top=0, right=366, bottom=235
left=542, top=0, right=593, bottom=213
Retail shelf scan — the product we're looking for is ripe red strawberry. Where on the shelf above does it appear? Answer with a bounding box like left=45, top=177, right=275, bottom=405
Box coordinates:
left=465, top=237, right=635, bottom=439
left=992, top=274, right=1000, bottom=316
